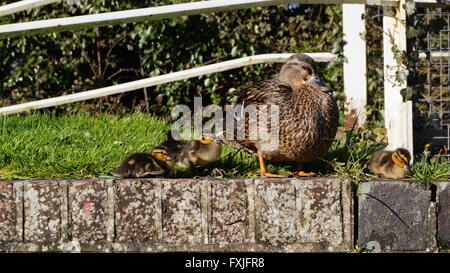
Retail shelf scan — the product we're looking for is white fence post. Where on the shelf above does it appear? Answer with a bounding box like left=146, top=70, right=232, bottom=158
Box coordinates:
left=383, top=0, right=414, bottom=156
left=343, top=3, right=367, bottom=129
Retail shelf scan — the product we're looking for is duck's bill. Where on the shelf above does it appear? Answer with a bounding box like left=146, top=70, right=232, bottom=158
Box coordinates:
left=404, top=165, right=412, bottom=172
left=308, top=75, right=334, bottom=94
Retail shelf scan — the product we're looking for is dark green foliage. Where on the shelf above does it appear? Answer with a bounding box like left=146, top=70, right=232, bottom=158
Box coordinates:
left=363, top=6, right=385, bottom=130
left=0, top=1, right=343, bottom=116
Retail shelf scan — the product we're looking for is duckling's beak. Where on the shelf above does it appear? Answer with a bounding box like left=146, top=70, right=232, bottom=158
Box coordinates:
left=308, top=75, right=334, bottom=94
left=166, top=155, right=174, bottom=161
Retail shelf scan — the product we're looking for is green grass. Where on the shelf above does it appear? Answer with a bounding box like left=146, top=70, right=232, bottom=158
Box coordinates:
left=1, top=112, right=449, bottom=181
left=412, top=155, right=450, bottom=181
left=0, top=112, right=171, bottom=180
left=0, top=111, right=262, bottom=180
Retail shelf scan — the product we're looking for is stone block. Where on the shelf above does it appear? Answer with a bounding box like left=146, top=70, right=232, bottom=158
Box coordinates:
left=254, top=178, right=296, bottom=246
left=437, top=182, right=450, bottom=249
left=69, top=179, right=110, bottom=244
left=0, top=181, right=16, bottom=241
left=297, top=178, right=353, bottom=251
left=115, top=179, right=160, bottom=242
left=23, top=181, right=61, bottom=243
left=358, top=180, right=434, bottom=251
left=210, top=179, right=249, bottom=244
left=162, top=179, right=202, bottom=244
left=0, top=177, right=354, bottom=252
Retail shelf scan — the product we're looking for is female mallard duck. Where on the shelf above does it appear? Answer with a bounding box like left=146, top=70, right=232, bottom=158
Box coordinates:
left=369, top=148, right=412, bottom=179
left=221, top=53, right=338, bottom=177
left=113, top=145, right=174, bottom=178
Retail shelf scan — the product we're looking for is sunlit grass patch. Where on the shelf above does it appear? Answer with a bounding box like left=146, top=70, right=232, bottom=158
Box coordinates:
left=412, top=156, right=450, bottom=181
left=0, top=112, right=170, bottom=180
left=1, top=112, right=449, bottom=181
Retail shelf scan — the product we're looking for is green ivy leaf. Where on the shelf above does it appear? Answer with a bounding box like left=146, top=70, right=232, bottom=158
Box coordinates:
left=400, top=87, right=414, bottom=102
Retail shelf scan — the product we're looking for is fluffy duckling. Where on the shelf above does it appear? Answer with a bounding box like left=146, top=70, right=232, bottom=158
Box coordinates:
left=113, top=145, right=174, bottom=178
left=185, top=134, right=223, bottom=168
left=160, top=130, right=222, bottom=169
left=159, top=129, right=189, bottom=163
left=173, top=133, right=222, bottom=169
left=369, top=148, right=412, bottom=179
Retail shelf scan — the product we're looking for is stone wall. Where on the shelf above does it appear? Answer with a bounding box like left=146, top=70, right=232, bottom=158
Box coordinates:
left=0, top=177, right=448, bottom=253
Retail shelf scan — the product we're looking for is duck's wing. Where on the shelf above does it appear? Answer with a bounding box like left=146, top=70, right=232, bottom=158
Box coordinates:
left=113, top=153, right=145, bottom=178
left=369, top=150, right=392, bottom=174
left=233, top=79, right=292, bottom=106
left=112, top=166, right=131, bottom=178
left=221, top=79, right=291, bottom=154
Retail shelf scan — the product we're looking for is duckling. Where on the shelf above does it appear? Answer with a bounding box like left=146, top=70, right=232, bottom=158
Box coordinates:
left=369, top=148, right=412, bottom=179
left=220, top=53, right=338, bottom=177
left=159, top=129, right=189, bottom=164
left=113, top=145, right=174, bottom=178
left=155, top=130, right=222, bottom=171
left=185, top=134, right=223, bottom=168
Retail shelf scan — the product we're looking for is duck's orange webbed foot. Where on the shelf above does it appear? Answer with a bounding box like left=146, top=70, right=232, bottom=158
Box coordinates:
left=257, top=151, right=288, bottom=178
left=261, top=172, right=289, bottom=178
left=290, top=170, right=316, bottom=177
left=291, top=162, right=316, bottom=177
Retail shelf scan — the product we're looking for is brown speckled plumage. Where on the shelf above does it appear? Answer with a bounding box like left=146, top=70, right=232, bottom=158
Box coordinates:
left=222, top=53, right=338, bottom=175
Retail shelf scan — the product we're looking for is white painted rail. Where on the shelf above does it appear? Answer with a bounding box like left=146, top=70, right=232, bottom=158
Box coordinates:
left=0, top=0, right=61, bottom=17
left=0, top=0, right=440, bottom=39
left=0, top=53, right=337, bottom=115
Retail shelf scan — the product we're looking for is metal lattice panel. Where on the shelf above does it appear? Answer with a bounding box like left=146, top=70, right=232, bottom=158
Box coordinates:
left=415, top=8, right=450, bottom=159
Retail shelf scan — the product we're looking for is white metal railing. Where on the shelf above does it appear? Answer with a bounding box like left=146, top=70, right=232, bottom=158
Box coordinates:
left=0, top=0, right=440, bottom=39
left=0, top=53, right=337, bottom=115
left=0, top=0, right=60, bottom=16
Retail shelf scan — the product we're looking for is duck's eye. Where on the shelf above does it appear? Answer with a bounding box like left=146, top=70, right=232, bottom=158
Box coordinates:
left=305, top=67, right=313, bottom=75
